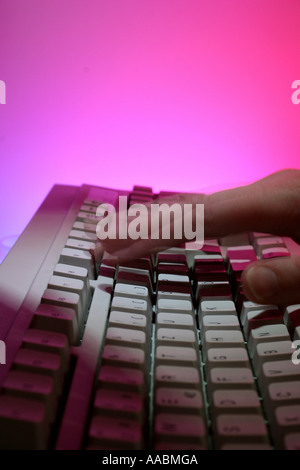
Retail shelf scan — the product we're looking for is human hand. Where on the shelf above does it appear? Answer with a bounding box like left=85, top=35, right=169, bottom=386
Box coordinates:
left=96, top=169, right=300, bottom=306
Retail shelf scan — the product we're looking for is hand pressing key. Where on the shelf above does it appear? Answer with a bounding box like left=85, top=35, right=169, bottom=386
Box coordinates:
left=95, top=169, right=300, bottom=306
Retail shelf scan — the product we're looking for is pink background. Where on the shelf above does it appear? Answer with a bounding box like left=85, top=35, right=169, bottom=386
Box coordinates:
left=0, top=0, right=300, bottom=261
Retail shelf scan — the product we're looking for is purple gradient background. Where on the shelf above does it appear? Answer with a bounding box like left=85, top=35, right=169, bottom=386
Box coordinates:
left=0, top=0, right=300, bottom=261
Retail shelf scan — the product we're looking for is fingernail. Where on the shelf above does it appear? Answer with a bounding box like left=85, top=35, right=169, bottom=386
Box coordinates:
left=246, top=266, right=279, bottom=301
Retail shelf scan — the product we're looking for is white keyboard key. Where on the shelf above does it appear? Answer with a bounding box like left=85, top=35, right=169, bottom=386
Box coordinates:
left=111, top=296, right=150, bottom=316
left=157, top=291, right=192, bottom=302
left=109, top=311, right=148, bottom=333
left=22, top=328, right=70, bottom=372
left=2, top=371, right=56, bottom=423
left=202, top=330, right=244, bottom=361
left=215, top=414, right=269, bottom=447
left=73, top=221, right=98, bottom=233
left=155, top=346, right=198, bottom=366
left=94, top=389, right=143, bottom=420
left=157, top=298, right=193, bottom=315
left=59, top=247, right=95, bottom=279
left=156, top=328, right=197, bottom=348
left=76, top=211, right=100, bottom=224
left=211, top=389, right=261, bottom=417
left=248, top=324, right=290, bottom=358
left=200, top=315, right=240, bottom=340
left=157, top=312, right=195, bottom=329
left=207, top=367, right=255, bottom=393
left=42, top=288, right=84, bottom=326
left=206, top=348, right=250, bottom=369
left=273, top=405, right=300, bottom=447
left=155, top=388, right=203, bottom=414
left=102, top=345, right=145, bottom=369
left=53, top=263, right=90, bottom=306
left=254, top=236, right=285, bottom=256
left=240, top=301, right=277, bottom=325
left=105, top=327, right=146, bottom=349
left=114, top=283, right=150, bottom=303
left=98, top=365, right=145, bottom=393
left=0, top=396, right=49, bottom=450
left=65, top=238, right=95, bottom=252
left=155, top=365, right=201, bottom=388
left=14, top=348, right=63, bottom=395
left=199, top=300, right=237, bottom=318
left=48, top=275, right=86, bottom=312
left=157, top=273, right=190, bottom=284
left=68, top=229, right=98, bottom=242
left=259, top=360, right=300, bottom=396
left=32, top=304, right=80, bottom=345
left=80, top=204, right=98, bottom=214
left=253, top=340, right=293, bottom=375
left=155, top=413, right=206, bottom=446
left=88, top=415, right=143, bottom=449
left=262, top=247, right=290, bottom=259
left=294, top=326, right=300, bottom=341
left=265, top=381, right=300, bottom=415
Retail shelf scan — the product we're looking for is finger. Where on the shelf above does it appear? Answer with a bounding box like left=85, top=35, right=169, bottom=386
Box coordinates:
left=205, top=169, right=300, bottom=240
left=241, top=255, right=300, bottom=306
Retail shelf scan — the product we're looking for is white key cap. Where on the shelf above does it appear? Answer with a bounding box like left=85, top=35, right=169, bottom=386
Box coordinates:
left=211, top=389, right=261, bottom=417
left=22, top=328, right=70, bottom=372
left=243, top=308, right=280, bottom=336
left=93, top=389, right=143, bottom=419
left=294, top=326, right=300, bottom=341
left=157, top=312, right=195, bottom=329
left=73, top=221, right=97, bottom=233
left=207, top=367, right=255, bottom=393
left=59, top=247, right=94, bottom=279
left=65, top=238, right=95, bottom=252
left=48, top=275, right=86, bottom=313
left=254, top=236, right=285, bottom=256
left=155, top=413, right=206, bottom=446
left=157, top=298, right=193, bottom=315
left=155, top=346, right=198, bottom=366
left=157, top=291, right=192, bottom=302
left=273, top=405, right=300, bottom=447
left=84, top=198, right=101, bottom=206
left=202, top=330, right=244, bottom=361
left=206, top=348, right=250, bottom=369
left=68, top=229, right=98, bottom=242
left=155, top=365, right=201, bottom=388
left=265, top=381, right=300, bottom=415
left=0, top=396, right=49, bottom=450
left=102, top=345, right=145, bottom=369
left=157, top=273, right=190, bottom=284
left=156, top=328, right=197, bottom=348
left=114, top=283, right=150, bottom=303
left=2, top=371, right=56, bottom=423
left=248, top=324, right=290, bottom=358
left=262, top=247, right=290, bottom=259
left=215, top=414, right=269, bottom=447
left=98, top=365, right=145, bottom=393
left=53, top=263, right=90, bottom=306
left=80, top=204, right=98, bottom=214
left=105, top=327, right=146, bottom=349
left=76, top=211, right=100, bottom=224
left=259, top=360, right=300, bottom=396
left=253, top=340, right=293, bottom=375
left=32, top=304, right=79, bottom=345
left=199, top=300, right=237, bottom=318
left=88, top=415, right=143, bottom=449
left=155, top=388, right=203, bottom=414
left=200, top=315, right=240, bottom=340
left=240, top=301, right=277, bottom=325
left=42, top=288, right=84, bottom=326
left=111, top=296, right=150, bottom=316
left=109, top=311, right=148, bottom=333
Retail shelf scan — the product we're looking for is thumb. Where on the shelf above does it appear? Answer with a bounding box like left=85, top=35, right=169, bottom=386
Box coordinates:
left=242, top=255, right=300, bottom=306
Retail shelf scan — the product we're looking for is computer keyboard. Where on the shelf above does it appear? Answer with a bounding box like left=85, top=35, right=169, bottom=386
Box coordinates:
left=0, top=183, right=300, bottom=450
